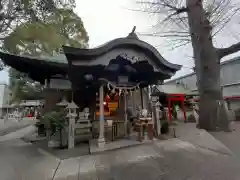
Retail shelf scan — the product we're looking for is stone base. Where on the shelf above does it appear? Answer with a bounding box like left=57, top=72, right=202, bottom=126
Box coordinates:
left=187, top=114, right=197, bottom=123
left=89, top=135, right=155, bottom=154
left=98, top=137, right=105, bottom=148
left=48, top=140, right=60, bottom=148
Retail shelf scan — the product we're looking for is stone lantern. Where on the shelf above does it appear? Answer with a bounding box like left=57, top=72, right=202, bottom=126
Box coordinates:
left=56, top=97, right=69, bottom=107
left=155, top=101, right=162, bottom=136
left=66, top=101, right=78, bottom=149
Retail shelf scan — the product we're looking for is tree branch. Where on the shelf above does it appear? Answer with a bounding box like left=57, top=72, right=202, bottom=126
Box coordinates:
left=217, top=42, right=240, bottom=59
left=137, top=1, right=188, bottom=12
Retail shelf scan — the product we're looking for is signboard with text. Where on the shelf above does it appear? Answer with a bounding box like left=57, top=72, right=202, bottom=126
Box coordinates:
left=49, top=79, right=71, bottom=90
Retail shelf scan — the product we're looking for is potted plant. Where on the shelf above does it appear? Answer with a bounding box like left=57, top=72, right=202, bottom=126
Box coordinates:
left=35, top=121, right=46, bottom=137
left=35, top=111, right=46, bottom=136
left=41, top=111, right=66, bottom=148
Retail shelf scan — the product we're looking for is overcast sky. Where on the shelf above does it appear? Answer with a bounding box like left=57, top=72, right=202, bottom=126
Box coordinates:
left=74, top=0, right=195, bottom=76
left=0, top=0, right=239, bottom=84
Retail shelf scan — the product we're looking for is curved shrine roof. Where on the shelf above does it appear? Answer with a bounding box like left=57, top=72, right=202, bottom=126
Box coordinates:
left=63, top=33, right=181, bottom=73
left=0, top=50, right=68, bottom=83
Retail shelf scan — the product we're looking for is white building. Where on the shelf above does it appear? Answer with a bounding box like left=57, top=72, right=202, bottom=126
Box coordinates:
left=164, top=57, right=240, bottom=111
left=0, top=83, right=11, bottom=117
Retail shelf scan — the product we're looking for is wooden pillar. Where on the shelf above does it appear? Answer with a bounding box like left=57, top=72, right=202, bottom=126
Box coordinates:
left=181, top=98, right=187, bottom=122
left=124, top=92, right=128, bottom=136
left=98, top=85, right=105, bottom=148
left=168, top=98, right=172, bottom=121
left=132, top=91, right=136, bottom=116
left=68, top=115, right=76, bottom=149
left=44, top=78, right=49, bottom=88
left=152, top=102, right=157, bottom=135
left=140, top=88, right=144, bottom=109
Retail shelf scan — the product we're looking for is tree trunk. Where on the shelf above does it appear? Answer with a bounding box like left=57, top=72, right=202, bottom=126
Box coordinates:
left=41, top=89, right=63, bottom=114
left=186, top=0, right=229, bottom=131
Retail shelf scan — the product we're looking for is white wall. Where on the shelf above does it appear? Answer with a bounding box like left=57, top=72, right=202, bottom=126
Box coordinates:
left=221, top=59, right=240, bottom=85
left=0, top=84, right=6, bottom=107
left=228, top=101, right=240, bottom=111
left=0, top=84, right=11, bottom=117
left=165, top=57, right=240, bottom=95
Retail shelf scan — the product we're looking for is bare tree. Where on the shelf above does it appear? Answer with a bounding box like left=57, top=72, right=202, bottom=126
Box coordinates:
left=137, top=0, right=240, bottom=131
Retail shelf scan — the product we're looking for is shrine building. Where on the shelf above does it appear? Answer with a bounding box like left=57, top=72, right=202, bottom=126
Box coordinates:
left=0, top=29, right=181, bottom=148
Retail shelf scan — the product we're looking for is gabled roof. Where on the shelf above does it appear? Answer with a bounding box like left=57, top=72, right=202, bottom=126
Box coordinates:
left=63, top=29, right=182, bottom=76
left=152, top=84, right=198, bottom=96
left=63, top=33, right=181, bottom=75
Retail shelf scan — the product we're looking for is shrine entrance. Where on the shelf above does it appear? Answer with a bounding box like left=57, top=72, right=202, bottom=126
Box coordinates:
left=151, top=85, right=189, bottom=123
left=167, top=94, right=186, bottom=122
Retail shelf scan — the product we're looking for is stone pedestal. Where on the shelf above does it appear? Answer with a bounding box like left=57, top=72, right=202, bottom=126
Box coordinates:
left=66, top=101, right=79, bottom=149
left=98, top=137, right=105, bottom=149
left=68, top=117, right=75, bottom=149
left=147, top=124, right=154, bottom=140
left=193, top=104, right=199, bottom=125
left=61, top=127, right=68, bottom=147
left=156, top=108, right=162, bottom=136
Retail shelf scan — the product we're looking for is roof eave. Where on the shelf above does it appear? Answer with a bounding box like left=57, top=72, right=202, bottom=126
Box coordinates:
left=62, top=38, right=181, bottom=72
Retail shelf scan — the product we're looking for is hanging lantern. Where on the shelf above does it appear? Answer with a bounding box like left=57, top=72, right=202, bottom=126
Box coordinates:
left=106, top=95, right=110, bottom=102
left=114, top=94, right=119, bottom=101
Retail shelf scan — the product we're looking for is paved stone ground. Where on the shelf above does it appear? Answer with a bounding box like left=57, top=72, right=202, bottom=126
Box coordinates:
left=84, top=140, right=240, bottom=180
left=1, top=120, right=240, bottom=180
left=0, top=139, right=60, bottom=180
left=0, top=118, right=36, bottom=136
left=1, top=138, right=240, bottom=180
left=212, top=122, right=240, bottom=158
left=175, top=123, right=233, bottom=155
left=33, top=140, right=90, bottom=160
